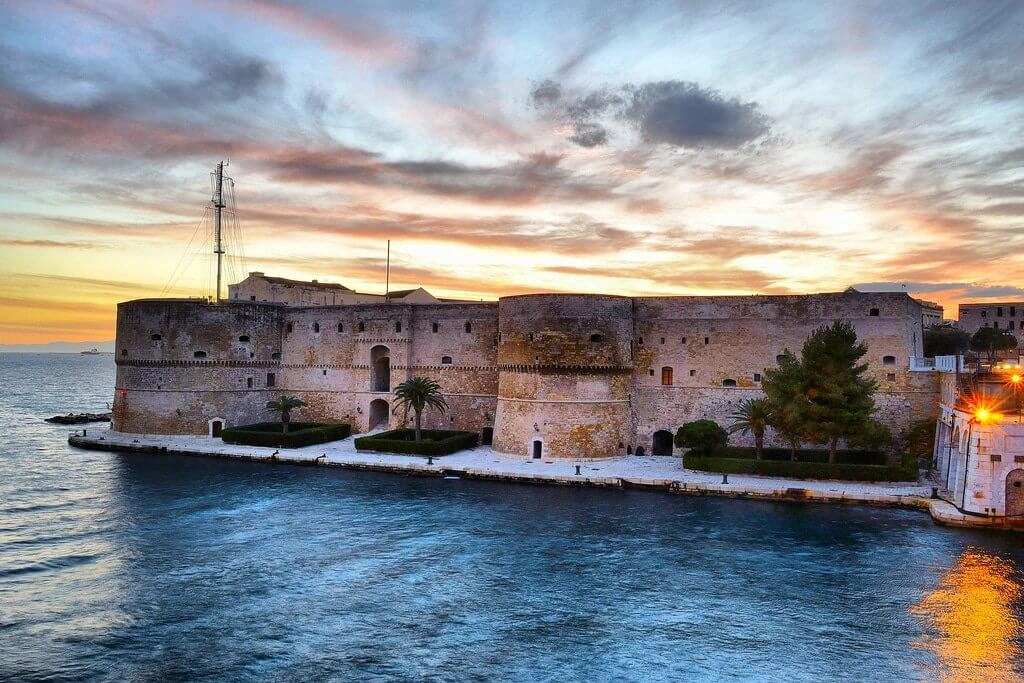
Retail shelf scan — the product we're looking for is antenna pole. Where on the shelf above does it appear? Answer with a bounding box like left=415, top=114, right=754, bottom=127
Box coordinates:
left=385, top=239, right=390, bottom=300
left=213, top=161, right=225, bottom=303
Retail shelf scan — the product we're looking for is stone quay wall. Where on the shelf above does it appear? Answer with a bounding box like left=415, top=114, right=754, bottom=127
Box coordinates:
left=112, top=289, right=938, bottom=457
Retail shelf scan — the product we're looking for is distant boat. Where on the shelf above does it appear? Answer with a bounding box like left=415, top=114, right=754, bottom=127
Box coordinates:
left=80, top=348, right=102, bottom=355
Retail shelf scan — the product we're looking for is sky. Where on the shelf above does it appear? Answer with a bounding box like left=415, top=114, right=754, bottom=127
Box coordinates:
left=2, top=0, right=1024, bottom=344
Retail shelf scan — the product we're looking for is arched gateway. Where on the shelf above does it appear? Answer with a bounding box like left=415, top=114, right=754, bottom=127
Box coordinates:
left=1007, top=469, right=1024, bottom=517
left=369, top=399, right=389, bottom=430
left=652, top=430, right=674, bottom=456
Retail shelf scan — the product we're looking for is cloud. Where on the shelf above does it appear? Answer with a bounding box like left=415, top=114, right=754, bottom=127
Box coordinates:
left=533, top=79, right=770, bottom=149
left=623, top=81, right=771, bottom=149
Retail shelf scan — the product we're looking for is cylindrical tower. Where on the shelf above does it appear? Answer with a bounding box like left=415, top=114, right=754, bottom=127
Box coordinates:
left=493, top=294, right=633, bottom=459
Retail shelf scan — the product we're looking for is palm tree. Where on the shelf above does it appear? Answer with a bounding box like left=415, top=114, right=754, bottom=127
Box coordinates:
left=266, top=395, right=306, bottom=433
left=727, top=398, right=772, bottom=460
left=393, top=377, right=448, bottom=442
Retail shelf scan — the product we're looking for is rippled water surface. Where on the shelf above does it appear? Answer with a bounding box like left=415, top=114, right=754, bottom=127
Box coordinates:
left=2, top=353, right=1024, bottom=681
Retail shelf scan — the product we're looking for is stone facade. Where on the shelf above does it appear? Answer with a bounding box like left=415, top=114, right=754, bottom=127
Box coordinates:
left=958, top=301, right=1024, bottom=342
left=113, top=284, right=939, bottom=458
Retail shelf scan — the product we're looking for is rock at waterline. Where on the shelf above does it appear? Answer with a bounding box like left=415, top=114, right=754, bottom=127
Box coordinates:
left=45, top=413, right=111, bottom=425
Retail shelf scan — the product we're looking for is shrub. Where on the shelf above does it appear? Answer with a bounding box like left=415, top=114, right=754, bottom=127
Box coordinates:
left=354, top=429, right=478, bottom=456
left=221, top=422, right=351, bottom=448
left=711, top=446, right=887, bottom=465
left=674, top=420, right=728, bottom=455
left=685, top=451, right=918, bottom=482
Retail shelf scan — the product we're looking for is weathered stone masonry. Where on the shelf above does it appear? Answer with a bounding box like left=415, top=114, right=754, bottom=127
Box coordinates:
left=112, top=288, right=939, bottom=458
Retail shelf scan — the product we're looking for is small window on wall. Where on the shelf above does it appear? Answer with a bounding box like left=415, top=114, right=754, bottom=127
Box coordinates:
left=313, top=323, right=321, bottom=333
left=247, top=377, right=253, bottom=388
left=121, top=349, right=127, bottom=357
left=998, top=307, right=1004, bottom=317
left=681, top=337, right=687, bottom=344
left=337, top=322, right=343, bottom=333
left=465, top=322, right=472, bottom=333
left=271, top=352, right=281, bottom=360
left=995, top=321, right=1000, bottom=329
left=590, top=333, right=603, bottom=342
left=194, top=351, right=207, bottom=359
left=151, top=333, right=162, bottom=341
left=689, top=369, right=696, bottom=377
left=266, top=372, right=276, bottom=387
left=754, top=373, right=761, bottom=382
left=238, top=335, right=250, bottom=342
left=981, top=310, right=987, bottom=318
left=432, top=322, right=439, bottom=333
left=883, top=355, right=896, bottom=366
left=869, top=308, right=879, bottom=316
left=638, top=337, right=644, bottom=346
left=649, top=369, right=655, bottom=376
left=722, top=379, right=737, bottom=387
left=661, top=367, right=673, bottom=385
left=886, top=372, right=896, bottom=382
left=1011, top=321, right=1016, bottom=330
left=395, top=322, right=402, bottom=333
left=660, top=337, right=666, bottom=345
left=286, top=323, right=293, bottom=334
left=441, top=356, right=453, bottom=365
left=358, top=322, right=365, bottom=332
left=1012, top=306, right=1017, bottom=316
left=704, top=337, right=709, bottom=345
left=776, top=354, right=787, bottom=364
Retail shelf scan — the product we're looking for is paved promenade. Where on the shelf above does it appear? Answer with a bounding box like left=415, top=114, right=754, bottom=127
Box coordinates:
left=67, top=428, right=1013, bottom=531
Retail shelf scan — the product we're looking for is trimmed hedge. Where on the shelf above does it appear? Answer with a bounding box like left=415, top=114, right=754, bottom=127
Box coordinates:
left=354, top=429, right=478, bottom=456
left=685, top=451, right=918, bottom=482
left=711, top=447, right=887, bottom=466
left=221, top=422, right=351, bottom=448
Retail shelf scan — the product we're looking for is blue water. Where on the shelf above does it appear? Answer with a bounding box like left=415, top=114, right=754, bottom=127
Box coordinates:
left=1, top=353, right=1023, bottom=681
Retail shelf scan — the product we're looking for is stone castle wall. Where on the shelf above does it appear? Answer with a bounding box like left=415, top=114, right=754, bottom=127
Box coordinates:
left=113, top=289, right=939, bottom=456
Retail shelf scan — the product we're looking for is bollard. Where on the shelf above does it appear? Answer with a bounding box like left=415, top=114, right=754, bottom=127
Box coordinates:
left=931, top=486, right=939, bottom=499
left=722, top=473, right=728, bottom=484
left=575, top=464, right=581, bottom=475
left=83, top=428, right=87, bottom=437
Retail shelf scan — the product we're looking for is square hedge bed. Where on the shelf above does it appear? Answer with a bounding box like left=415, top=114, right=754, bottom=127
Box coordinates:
left=354, top=429, right=478, bottom=456
left=221, top=422, right=351, bottom=448
left=684, top=449, right=917, bottom=482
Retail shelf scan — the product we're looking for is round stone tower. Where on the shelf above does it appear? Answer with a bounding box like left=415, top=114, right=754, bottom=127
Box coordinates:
left=493, top=294, right=633, bottom=459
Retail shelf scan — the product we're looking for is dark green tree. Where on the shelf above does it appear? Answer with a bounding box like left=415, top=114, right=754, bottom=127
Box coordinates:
left=923, top=326, right=970, bottom=358
left=674, top=419, right=728, bottom=456
left=393, top=377, right=448, bottom=442
left=760, top=350, right=809, bottom=460
left=727, top=398, right=772, bottom=460
left=266, top=395, right=306, bottom=434
left=799, top=321, right=878, bottom=464
left=970, top=326, right=1018, bottom=364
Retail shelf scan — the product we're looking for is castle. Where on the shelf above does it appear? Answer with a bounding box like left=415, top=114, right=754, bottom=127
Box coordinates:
left=111, top=272, right=941, bottom=459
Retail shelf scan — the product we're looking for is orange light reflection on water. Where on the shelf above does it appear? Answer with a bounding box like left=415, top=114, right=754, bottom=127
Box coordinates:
left=912, top=551, right=1023, bottom=682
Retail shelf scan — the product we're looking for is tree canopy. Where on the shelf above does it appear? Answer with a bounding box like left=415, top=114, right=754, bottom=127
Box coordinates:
left=970, top=326, right=1018, bottom=363
left=923, top=326, right=970, bottom=357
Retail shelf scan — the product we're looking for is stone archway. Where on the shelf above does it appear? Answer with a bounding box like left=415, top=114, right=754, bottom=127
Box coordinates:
left=652, top=430, right=674, bottom=456
left=369, top=399, right=389, bottom=430
left=370, top=345, right=390, bottom=392
left=1006, top=469, right=1024, bottom=517
left=208, top=418, right=225, bottom=438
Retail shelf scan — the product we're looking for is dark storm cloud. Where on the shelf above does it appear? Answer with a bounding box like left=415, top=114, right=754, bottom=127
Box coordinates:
left=622, top=81, right=770, bottom=149
left=533, top=79, right=770, bottom=149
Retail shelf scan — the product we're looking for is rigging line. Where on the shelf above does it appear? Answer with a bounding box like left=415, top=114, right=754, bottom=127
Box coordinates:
left=174, top=209, right=212, bottom=295
left=161, top=207, right=209, bottom=295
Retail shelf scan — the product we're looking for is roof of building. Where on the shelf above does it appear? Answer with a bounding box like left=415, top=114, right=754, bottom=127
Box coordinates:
left=256, top=274, right=352, bottom=291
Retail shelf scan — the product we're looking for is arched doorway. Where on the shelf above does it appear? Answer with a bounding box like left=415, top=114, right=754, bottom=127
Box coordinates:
left=652, top=430, right=674, bottom=456
left=636, top=446, right=646, bottom=457
left=369, top=399, right=389, bottom=430
left=481, top=427, right=493, bottom=446
left=209, top=418, right=224, bottom=438
left=1006, top=469, right=1024, bottom=517
left=370, top=345, right=390, bottom=392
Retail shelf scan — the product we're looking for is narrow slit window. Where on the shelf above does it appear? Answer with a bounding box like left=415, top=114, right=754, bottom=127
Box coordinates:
left=432, top=322, right=439, bottom=333
left=465, top=322, right=472, bottom=333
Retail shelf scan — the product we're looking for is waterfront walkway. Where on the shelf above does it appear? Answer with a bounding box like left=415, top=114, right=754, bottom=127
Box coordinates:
left=68, top=429, right=1008, bottom=531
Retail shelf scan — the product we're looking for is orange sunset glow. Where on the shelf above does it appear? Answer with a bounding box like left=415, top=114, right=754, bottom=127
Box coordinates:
left=3, top=2, right=1024, bottom=348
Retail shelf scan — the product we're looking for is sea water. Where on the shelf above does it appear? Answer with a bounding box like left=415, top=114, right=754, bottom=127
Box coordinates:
left=1, top=353, right=1022, bottom=681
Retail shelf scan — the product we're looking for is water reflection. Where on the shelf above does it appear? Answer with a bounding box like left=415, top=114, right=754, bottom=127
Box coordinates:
left=913, top=551, right=1023, bottom=682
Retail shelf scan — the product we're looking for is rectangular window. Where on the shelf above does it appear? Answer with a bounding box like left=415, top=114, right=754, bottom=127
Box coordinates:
left=432, top=322, right=439, bottom=333
left=247, top=377, right=253, bottom=388
left=886, top=372, right=896, bottom=382
left=689, top=369, right=696, bottom=377
left=660, top=337, right=665, bottom=345
left=704, top=337, right=709, bottom=345
left=266, top=372, right=276, bottom=387
left=681, top=337, right=687, bottom=344
left=995, top=321, right=1000, bottom=329
left=1012, top=306, right=1017, bottom=316
left=754, top=373, right=761, bottom=382
left=998, top=307, right=1004, bottom=317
